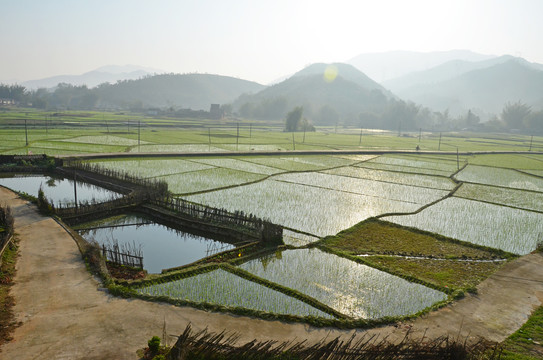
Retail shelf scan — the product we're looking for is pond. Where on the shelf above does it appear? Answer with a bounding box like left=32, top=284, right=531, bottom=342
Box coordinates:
left=76, top=214, right=235, bottom=273
left=0, top=174, right=121, bottom=206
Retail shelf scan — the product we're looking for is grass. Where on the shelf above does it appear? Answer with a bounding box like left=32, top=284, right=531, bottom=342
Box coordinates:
left=363, top=255, right=505, bottom=291
left=320, top=219, right=509, bottom=259
left=0, top=237, right=18, bottom=347
left=318, top=219, right=510, bottom=292
left=501, top=306, right=543, bottom=359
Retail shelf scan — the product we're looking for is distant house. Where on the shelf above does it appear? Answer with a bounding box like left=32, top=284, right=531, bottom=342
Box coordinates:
left=209, top=104, right=222, bottom=119
left=0, top=98, right=16, bottom=105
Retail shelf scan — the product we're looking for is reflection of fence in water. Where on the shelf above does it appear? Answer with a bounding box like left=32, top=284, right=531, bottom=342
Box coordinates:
left=205, top=241, right=232, bottom=257
left=102, top=240, right=143, bottom=269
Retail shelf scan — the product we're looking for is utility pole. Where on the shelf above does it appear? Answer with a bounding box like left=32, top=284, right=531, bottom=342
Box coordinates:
left=419, top=128, right=422, bottom=143
left=359, top=123, right=363, bottom=146
left=138, top=121, right=141, bottom=151
left=236, top=122, right=239, bottom=151
left=292, top=132, right=295, bottom=150
left=73, top=170, right=78, bottom=210
left=24, top=119, right=28, bottom=146
left=303, top=126, right=306, bottom=143
left=249, top=124, right=252, bottom=138
left=438, top=132, right=442, bottom=151
left=456, top=147, right=460, bottom=170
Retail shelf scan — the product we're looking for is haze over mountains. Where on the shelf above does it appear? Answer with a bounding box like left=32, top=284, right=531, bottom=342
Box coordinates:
left=21, top=65, right=164, bottom=89
left=9, top=50, right=543, bottom=123
left=387, top=57, right=543, bottom=117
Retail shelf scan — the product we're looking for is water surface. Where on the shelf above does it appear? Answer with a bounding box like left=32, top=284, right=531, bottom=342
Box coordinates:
left=78, top=214, right=235, bottom=273
left=0, top=174, right=120, bottom=206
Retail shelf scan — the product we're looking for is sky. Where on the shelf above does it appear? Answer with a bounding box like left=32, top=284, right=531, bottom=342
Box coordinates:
left=1, top=0, right=543, bottom=85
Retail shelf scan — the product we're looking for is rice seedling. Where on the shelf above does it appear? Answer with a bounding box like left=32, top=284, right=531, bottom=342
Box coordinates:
left=455, top=183, right=543, bottom=212
left=330, top=154, right=379, bottom=162
left=467, top=154, right=543, bottom=169
left=274, top=172, right=450, bottom=204
left=189, top=158, right=283, bottom=175
left=137, top=269, right=335, bottom=318
left=384, top=197, right=543, bottom=254
left=128, top=144, right=228, bottom=153
left=241, top=156, right=350, bottom=171
left=239, top=248, right=447, bottom=319
left=322, top=166, right=456, bottom=191
left=184, top=179, right=422, bottom=236
left=31, top=140, right=126, bottom=153
left=355, top=162, right=453, bottom=177
left=161, top=168, right=266, bottom=194
left=87, top=158, right=215, bottom=178
left=455, top=165, right=543, bottom=192
left=523, top=169, right=543, bottom=177
left=57, top=135, right=148, bottom=146
left=368, top=155, right=461, bottom=172
left=217, top=144, right=286, bottom=151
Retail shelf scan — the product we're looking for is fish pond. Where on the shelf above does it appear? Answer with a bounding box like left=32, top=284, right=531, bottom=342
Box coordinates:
left=0, top=173, right=121, bottom=206
left=75, top=214, right=235, bottom=273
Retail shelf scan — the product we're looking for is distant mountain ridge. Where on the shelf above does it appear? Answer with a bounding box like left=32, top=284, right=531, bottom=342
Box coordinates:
left=383, top=55, right=543, bottom=93
left=21, top=65, right=165, bottom=89
left=347, top=50, right=496, bottom=82
left=384, top=58, right=543, bottom=117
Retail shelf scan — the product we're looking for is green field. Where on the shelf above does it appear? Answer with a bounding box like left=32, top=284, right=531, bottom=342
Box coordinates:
left=2, top=108, right=543, bottom=325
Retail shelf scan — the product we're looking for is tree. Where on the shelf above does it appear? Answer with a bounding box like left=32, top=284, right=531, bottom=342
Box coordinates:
left=464, top=109, right=480, bottom=128
left=524, top=111, right=543, bottom=134
left=501, top=101, right=531, bottom=129
left=285, top=106, right=303, bottom=132
left=315, top=105, right=339, bottom=125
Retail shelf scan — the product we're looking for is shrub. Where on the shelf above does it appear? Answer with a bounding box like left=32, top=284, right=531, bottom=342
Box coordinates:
left=148, top=335, right=161, bottom=354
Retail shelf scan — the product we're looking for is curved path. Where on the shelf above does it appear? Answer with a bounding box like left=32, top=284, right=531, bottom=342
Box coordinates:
left=1, top=186, right=543, bottom=359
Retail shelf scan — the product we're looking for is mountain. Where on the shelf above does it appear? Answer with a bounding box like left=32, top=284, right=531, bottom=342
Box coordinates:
left=94, top=73, right=265, bottom=110
left=233, top=63, right=392, bottom=124
left=292, top=63, right=393, bottom=96
left=21, top=65, right=164, bottom=89
left=347, top=50, right=496, bottom=82
left=393, top=59, right=543, bottom=116
left=383, top=56, right=543, bottom=93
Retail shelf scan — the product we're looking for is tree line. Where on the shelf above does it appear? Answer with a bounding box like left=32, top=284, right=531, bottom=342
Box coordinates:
left=2, top=83, right=543, bottom=134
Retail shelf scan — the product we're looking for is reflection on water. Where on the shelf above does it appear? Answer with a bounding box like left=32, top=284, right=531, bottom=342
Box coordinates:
left=0, top=174, right=120, bottom=206
left=78, top=214, right=235, bottom=273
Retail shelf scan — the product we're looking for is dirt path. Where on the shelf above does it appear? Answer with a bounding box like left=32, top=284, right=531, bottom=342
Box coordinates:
left=1, top=186, right=543, bottom=359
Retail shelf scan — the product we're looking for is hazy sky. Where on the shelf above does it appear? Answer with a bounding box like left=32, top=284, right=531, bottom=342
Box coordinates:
left=1, top=0, right=542, bottom=84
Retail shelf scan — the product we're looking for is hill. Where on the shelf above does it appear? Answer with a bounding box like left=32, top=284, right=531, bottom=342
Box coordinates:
left=21, top=65, right=163, bottom=89
left=390, top=59, right=543, bottom=117
left=347, top=50, right=495, bottom=82
left=94, top=73, right=265, bottom=110
left=233, top=63, right=391, bottom=124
